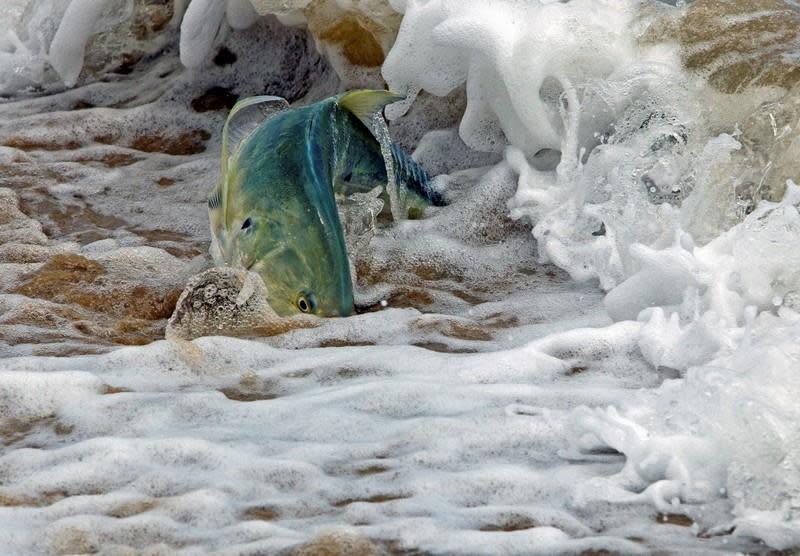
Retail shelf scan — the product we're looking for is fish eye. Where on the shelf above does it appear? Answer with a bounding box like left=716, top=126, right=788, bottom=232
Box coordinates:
left=241, top=217, right=253, bottom=231
left=296, top=291, right=317, bottom=313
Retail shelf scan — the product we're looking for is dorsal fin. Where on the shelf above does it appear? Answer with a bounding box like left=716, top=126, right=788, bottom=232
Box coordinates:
left=222, top=95, right=289, bottom=173
left=211, top=95, right=288, bottom=241
left=337, top=90, right=404, bottom=131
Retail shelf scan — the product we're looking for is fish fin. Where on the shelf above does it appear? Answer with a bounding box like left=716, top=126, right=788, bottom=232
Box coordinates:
left=337, top=89, right=404, bottom=131
left=222, top=95, right=289, bottom=171
left=339, top=90, right=444, bottom=210
left=207, top=185, right=223, bottom=210
left=390, top=143, right=445, bottom=206
left=217, top=95, right=288, bottom=232
left=208, top=182, right=225, bottom=237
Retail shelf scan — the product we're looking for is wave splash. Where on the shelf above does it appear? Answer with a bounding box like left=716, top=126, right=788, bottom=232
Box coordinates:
left=382, top=0, right=800, bottom=547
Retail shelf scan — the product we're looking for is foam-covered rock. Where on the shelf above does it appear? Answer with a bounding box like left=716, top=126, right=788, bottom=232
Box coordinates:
left=166, top=267, right=316, bottom=340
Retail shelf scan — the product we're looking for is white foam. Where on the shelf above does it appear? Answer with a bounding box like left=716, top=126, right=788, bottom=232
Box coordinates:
left=48, top=0, right=114, bottom=87
left=381, top=0, right=800, bottom=549
left=227, top=0, right=260, bottom=30
left=179, top=0, right=226, bottom=68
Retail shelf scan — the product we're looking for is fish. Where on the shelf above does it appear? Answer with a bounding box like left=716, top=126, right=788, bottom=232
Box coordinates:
left=207, top=89, right=444, bottom=318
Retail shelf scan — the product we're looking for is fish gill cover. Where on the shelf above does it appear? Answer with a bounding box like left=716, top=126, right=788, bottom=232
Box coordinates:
left=0, top=0, right=799, bottom=554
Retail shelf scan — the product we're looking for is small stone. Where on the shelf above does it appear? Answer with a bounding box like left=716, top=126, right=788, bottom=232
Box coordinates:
left=166, top=267, right=316, bottom=340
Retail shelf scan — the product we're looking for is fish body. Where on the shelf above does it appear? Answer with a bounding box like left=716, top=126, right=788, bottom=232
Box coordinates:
left=208, top=90, right=441, bottom=318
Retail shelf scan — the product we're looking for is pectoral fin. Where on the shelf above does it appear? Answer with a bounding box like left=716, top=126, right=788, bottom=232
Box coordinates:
left=207, top=185, right=223, bottom=210
left=208, top=182, right=225, bottom=237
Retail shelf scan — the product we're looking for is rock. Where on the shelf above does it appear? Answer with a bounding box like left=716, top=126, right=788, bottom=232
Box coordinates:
left=645, top=0, right=800, bottom=93
left=166, top=267, right=316, bottom=340
left=305, top=1, right=401, bottom=68
left=249, top=0, right=401, bottom=70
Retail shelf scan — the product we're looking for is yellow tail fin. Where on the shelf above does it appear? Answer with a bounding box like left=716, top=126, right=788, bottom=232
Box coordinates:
left=337, top=89, right=404, bottom=129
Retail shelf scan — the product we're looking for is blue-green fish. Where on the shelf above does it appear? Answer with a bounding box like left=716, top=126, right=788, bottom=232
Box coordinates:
left=208, top=90, right=443, bottom=318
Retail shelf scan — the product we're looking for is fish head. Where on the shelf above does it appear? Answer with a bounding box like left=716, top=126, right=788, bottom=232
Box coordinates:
left=210, top=171, right=354, bottom=318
